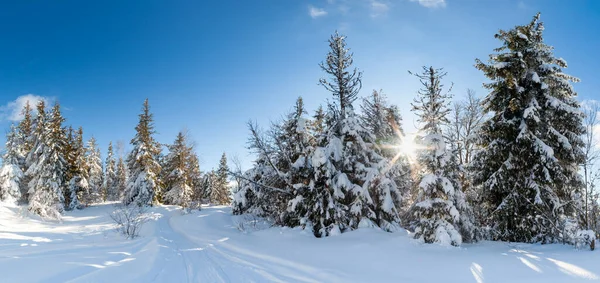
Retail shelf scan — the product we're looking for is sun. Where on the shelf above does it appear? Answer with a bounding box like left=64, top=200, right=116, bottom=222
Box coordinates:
left=398, top=134, right=419, bottom=161
left=380, top=133, right=420, bottom=168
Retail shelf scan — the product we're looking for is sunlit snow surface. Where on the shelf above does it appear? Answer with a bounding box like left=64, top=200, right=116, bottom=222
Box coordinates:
left=1, top=202, right=599, bottom=282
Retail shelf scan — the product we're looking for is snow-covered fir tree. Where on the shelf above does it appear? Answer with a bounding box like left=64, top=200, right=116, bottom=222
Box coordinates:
left=210, top=153, right=230, bottom=205
left=162, top=132, right=193, bottom=207
left=359, top=89, right=412, bottom=216
left=104, top=141, right=118, bottom=201
left=232, top=100, right=314, bottom=225
left=86, top=137, right=103, bottom=203
left=312, top=105, right=326, bottom=138
left=473, top=13, right=585, bottom=243
left=66, top=127, right=89, bottom=210
left=290, top=32, right=400, bottom=236
left=115, top=155, right=127, bottom=202
left=318, top=31, right=362, bottom=121
left=409, top=66, right=473, bottom=246
left=271, top=97, right=316, bottom=226
left=63, top=127, right=76, bottom=208
left=202, top=170, right=215, bottom=203
left=26, top=102, right=68, bottom=218
left=232, top=122, right=283, bottom=219
left=124, top=99, right=162, bottom=206
left=0, top=124, right=24, bottom=202
left=17, top=101, right=34, bottom=202
left=186, top=151, right=203, bottom=207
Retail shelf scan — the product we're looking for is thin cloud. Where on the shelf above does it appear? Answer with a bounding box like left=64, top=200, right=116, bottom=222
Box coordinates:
left=410, top=0, right=446, bottom=8
left=370, top=0, right=390, bottom=17
left=309, top=5, right=328, bottom=18
left=0, top=94, right=51, bottom=122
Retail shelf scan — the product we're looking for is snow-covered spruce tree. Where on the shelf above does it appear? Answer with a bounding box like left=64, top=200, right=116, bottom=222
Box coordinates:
left=63, top=127, right=76, bottom=208
left=409, top=66, right=473, bottom=246
left=312, top=105, right=326, bottom=139
left=17, top=101, right=34, bottom=202
left=290, top=32, right=399, bottom=237
left=186, top=151, right=203, bottom=208
left=210, top=153, right=230, bottom=205
left=124, top=99, right=162, bottom=206
left=232, top=122, right=282, bottom=218
left=0, top=125, right=24, bottom=202
left=269, top=97, right=315, bottom=226
left=359, top=89, right=412, bottom=218
left=26, top=102, right=68, bottom=219
left=202, top=170, right=214, bottom=203
left=104, top=141, right=118, bottom=201
left=473, top=13, right=585, bottom=243
left=66, top=127, right=89, bottom=210
left=360, top=90, right=400, bottom=142
left=115, top=155, right=127, bottom=202
left=162, top=132, right=193, bottom=207
left=86, top=137, right=103, bottom=203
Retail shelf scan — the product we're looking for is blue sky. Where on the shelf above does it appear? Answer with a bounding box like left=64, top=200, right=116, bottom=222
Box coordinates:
left=0, top=0, right=598, bottom=170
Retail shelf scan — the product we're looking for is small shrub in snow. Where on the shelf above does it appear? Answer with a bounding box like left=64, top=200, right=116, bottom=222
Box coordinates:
left=110, top=204, right=149, bottom=239
left=233, top=214, right=273, bottom=233
left=575, top=230, right=596, bottom=251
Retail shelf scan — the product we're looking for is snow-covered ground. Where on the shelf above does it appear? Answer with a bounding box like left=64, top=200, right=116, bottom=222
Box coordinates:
left=1, top=203, right=599, bottom=283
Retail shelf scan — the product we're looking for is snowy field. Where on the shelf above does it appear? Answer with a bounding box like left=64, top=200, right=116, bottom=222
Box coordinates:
left=0, top=204, right=599, bottom=283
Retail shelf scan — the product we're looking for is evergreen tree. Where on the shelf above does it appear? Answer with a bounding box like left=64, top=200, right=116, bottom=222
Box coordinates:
left=17, top=101, right=34, bottom=202
left=409, top=66, right=472, bottom=246
left=211, top=153, right=230, bottom=205
left=187, top=151, right=203, bottom=207
left=124, top=99, right=162, bottom=206
left=361, top=90, right=397, bottom=142
left=26, top=102, right=68, bottom=218
left=359, top=90, right=412, bottom=216
left=319, top=31, right=362, bottom=120
left=473, top=13, right=585, bottom=243
left=0, top=124, right=24, bottom=202
left=272, top=97, right=315, bottom=225
left=67, top=127, right=89, bottom=209
left=232, top=121, right=282, bottom=219
left=202, top=170, right=215, bottom=202
left=312, top=105, right=326, bottom=138
left=63, top=127, right=76, bottom=208
left=162, top=132, right=193, bottom=207
left=86, top=137, right=103, bottom=203
left=290, top=32, right=399, bottom=237
left=115, top=155, right=127, bottom=201
left=104, top=141, right=118, bottom=201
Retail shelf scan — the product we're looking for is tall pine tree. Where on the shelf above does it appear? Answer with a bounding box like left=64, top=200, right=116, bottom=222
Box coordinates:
left=86, top=137, right=104, bottom=203
left=0, top=124, right=24, bottom=202
left=124, top=99, right=162, bottom=206
left=162, top=132, right=193, bottom=207
left=67, top=127, right=89, bottom=209
left=292, top=32, right=399, bottom=237
left=115, top=154, right=127, bottom=202
left=26, top=102, right=68, bottom=218
left=17, top=101, right=34, bottom=202
left=409, top=66, right=473, bottom=246
left=104, top=141, right=118, bottom=201
left=473, top=13, right=585, bottom=243
left=211, top=153, right=230, bottom=205
left=359, top=90, right=412, bottom=220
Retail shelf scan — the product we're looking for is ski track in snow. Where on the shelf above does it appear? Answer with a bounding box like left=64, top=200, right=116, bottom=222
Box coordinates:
left=2, top=203, right=600, bottom=283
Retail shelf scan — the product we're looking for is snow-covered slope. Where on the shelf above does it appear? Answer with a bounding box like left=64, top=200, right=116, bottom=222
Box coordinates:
left=1, top=203, right=599, bottom=283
